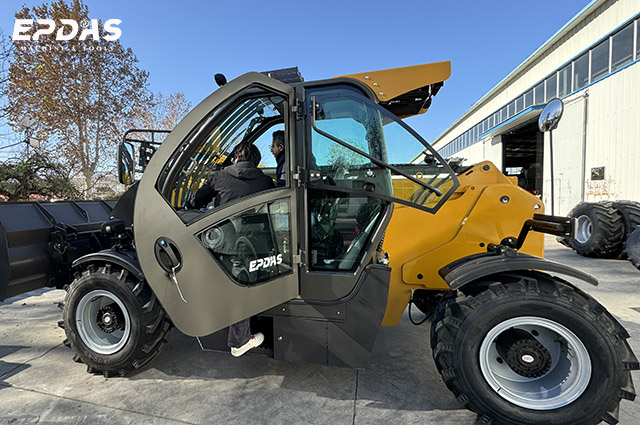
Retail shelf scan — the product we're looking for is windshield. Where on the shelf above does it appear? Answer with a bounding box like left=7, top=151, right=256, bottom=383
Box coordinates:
left=308, top=86, right=458, bottom=212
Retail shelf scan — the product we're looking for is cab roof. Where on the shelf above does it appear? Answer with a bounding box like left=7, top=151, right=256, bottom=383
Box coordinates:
left=261, top=62, right=451, bottom=119
left=335, top=61, right=451, bottom=118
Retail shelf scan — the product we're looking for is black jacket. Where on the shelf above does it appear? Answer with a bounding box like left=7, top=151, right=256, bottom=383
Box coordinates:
left=190, top=161, right=274, bottom=209
left=275, top=152, right=286, bottom=187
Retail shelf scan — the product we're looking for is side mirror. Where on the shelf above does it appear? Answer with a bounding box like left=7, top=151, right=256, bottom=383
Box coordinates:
left=538, top=98, right=564, bottom=216
left=538, top=98, right=564, bottom=132
left=118, top=142, right=135, bottom=185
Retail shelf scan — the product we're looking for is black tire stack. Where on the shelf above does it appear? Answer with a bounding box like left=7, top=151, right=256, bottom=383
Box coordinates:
left=627, top=226, right=640, bottom=271
left=565, top=200, right=640, bottom=268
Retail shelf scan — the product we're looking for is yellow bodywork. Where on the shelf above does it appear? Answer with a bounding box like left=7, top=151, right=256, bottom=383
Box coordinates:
left=382, top=161, right=544, bottom=326
left=336, top=61, right=451, bottom=117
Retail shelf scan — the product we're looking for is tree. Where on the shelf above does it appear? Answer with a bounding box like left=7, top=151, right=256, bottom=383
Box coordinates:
left=130, top=91, right=191, bottom=142
left=6, top=0, right=151, bottom=197
left=0, top=152, right=79, bottom=200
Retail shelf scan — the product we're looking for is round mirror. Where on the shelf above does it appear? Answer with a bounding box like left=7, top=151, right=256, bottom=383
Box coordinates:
left=538, top=98, right=564, bottom=132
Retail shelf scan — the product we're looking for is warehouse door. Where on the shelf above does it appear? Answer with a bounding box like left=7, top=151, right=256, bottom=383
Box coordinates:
left=502, top=121, right=544, bottom=196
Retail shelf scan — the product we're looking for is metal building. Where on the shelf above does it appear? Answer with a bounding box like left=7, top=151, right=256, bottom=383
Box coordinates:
left=432, top=0, right=640, bottom=215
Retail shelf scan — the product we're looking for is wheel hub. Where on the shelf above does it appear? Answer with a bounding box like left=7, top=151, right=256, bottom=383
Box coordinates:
left=505, top=339, right=552, bottom=378
left=480, top=317, right=592, bottom=410
left=575, top=215, right=592, bottom=244
left=495, top=328, right=553, bottom=378
left=96, top=304, right=124, bottom=333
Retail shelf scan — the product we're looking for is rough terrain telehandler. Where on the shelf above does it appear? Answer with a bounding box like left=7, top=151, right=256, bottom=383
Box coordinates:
left=0, top=62, right=637, bottom=425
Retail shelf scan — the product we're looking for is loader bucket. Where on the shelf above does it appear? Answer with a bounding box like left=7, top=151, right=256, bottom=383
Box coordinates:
left=0, top=200, right=116, bottom=301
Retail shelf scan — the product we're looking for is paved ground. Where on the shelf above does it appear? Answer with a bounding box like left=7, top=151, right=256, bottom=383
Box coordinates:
left=1, top=237, right=639, bottom=424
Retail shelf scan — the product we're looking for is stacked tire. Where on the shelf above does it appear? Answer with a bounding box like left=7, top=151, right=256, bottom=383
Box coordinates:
left=565, top=201, right=640, bottom=266
left=627, top=226, right=640, bottom=271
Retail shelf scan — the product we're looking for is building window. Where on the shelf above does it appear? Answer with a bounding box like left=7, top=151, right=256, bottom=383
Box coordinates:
left=500, top=106, right=508, bottom=123
left=534, top=81, right=545, bottom=105
left=558, top=64, right=571, bottom=97
left=515, top=96, right=523, bottom=114
left=524, top=89, right=533, bottom=108
left=611, top=23, right=634, bottom=71
left=546, top=73, right=557, bottom=101
left=591, top=39, right=609, bottom=81
left=508, top=100, right=516, bottom=118
left=573, top=52, right=589, bottom=90
left=636, top=19, right=640, bottom=59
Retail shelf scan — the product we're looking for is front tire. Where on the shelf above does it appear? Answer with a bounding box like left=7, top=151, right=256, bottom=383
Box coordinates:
left=431, top=272, right=637, bottom=425
left=63, top=264, right=171, bottom=376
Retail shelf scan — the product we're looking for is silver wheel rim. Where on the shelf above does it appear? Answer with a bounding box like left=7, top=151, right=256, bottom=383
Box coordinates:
left=479, top=316, right=591, bottom=410
left=575, top=215, right=592, bottom=244
left=75, top=290, right=131, bottom=355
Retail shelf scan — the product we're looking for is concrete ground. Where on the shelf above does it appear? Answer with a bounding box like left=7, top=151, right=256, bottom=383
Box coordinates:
left=1, top=237, right=639, bottom=425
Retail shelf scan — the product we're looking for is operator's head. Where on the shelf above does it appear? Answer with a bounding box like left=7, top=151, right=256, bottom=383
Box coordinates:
left=270, top=130, right=285, bottom=158
left=233, top=142, right=261, bottom=167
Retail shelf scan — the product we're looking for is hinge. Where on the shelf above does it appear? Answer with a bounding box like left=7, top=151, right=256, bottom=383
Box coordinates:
left=292, top=249, right=305, bottom=266
left=292, top=99, right=303, bottom=120
left=293, top=166, right=322, bottom=187
left=293, top=166, right=307, bottom=187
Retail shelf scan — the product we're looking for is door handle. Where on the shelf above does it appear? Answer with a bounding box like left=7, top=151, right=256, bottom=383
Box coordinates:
left=154, top=237, right=182, bottom=273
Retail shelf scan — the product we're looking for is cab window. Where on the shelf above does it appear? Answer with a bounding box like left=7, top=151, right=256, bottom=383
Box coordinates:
left=156, top=88, right=287, bottom=220
left=197, top=198, right=293, bottom=285
left=309, top=86, right=458, bottom=212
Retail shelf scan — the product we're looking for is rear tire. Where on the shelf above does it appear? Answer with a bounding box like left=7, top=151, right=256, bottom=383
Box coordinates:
left=431, top=272, right=637, bottom=425
left=63, top=264, right=171, bottom=376
left=567, top=202, right=624, bottom=258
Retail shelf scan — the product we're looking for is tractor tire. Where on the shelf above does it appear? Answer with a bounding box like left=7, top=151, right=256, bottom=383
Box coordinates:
left=431, top=272, right=638, bottom=425
left=611, top=201, right=640, bottom=259
left=611, top=201, right=640, bottom=234
left=63, top=264, right=171, bottom=377
left=626, top=226, right=640, bottom=270
left=568, top=202, right=624, bottom=258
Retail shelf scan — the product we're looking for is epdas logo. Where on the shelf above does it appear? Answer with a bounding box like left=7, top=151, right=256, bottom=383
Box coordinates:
left=12, top=19, right=122, bottom=41
left=249, top=254, right=283, bottom=272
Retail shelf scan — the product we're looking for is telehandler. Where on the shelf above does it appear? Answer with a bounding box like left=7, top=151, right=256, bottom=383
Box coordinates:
left=0, top=62, right=636, bottom=425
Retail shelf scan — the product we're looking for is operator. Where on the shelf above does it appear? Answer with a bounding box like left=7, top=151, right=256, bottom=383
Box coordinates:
left=188, top=142, right=274, bottom=357
left=270, top=130, right=286, bottom=187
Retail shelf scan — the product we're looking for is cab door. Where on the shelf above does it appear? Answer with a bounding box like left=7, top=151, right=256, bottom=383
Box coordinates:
left=134, top=73, right=298, bottom=337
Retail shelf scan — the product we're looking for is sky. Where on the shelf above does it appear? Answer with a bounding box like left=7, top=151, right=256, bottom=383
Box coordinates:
left=0, top=0, right=593, bottom=148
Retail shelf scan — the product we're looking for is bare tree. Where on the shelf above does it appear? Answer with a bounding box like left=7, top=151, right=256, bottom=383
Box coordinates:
left=130, top=91, right=192, bottom=141
left=5, top=0, right=151, bottom=197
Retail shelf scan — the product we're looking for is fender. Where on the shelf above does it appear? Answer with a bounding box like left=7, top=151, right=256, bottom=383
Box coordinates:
left=72, top=250, right=144, bottom=281
left=439, top=250, right=598, bottom=290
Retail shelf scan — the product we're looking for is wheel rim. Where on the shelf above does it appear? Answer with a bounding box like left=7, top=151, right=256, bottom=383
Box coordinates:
left=479, top=316, right=591, bottom=410
left=75, top=290, right=131, bottom=355
left=575, top=215, right=592, bottom=244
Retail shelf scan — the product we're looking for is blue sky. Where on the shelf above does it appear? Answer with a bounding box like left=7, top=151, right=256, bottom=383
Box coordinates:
left=0, top=0, right=592, bottom=145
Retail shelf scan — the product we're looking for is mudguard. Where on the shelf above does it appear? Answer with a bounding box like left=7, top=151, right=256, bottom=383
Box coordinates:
left=439, top=250, right=599, bottom=290
left=72, top=250, right=144, bottom=281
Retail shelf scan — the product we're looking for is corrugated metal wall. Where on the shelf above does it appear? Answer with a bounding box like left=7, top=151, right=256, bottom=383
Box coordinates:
left=584, top=64, right=640, bottom=202
left=543, top=93, right=587, bottom=215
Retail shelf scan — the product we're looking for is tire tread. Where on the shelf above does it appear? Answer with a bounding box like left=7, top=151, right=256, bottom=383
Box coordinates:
left=63, top=263, right=171, bottom=376
left=431, top=272, right=637, bottom=425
